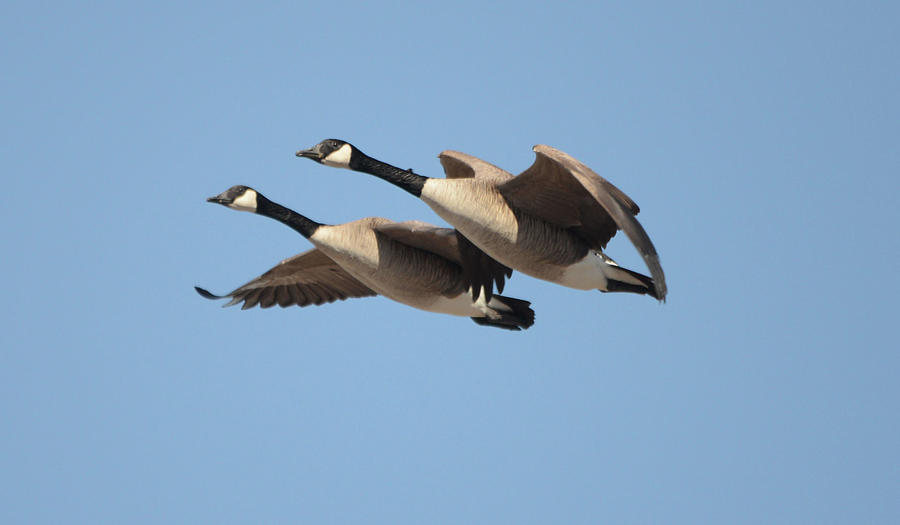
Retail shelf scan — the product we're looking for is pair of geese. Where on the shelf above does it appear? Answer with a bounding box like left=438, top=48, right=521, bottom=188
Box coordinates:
left=197, top=139, right=667, bottom=330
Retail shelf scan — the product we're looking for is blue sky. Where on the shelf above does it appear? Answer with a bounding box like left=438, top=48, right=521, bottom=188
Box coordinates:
left=2, top=1, right=898, bottom=523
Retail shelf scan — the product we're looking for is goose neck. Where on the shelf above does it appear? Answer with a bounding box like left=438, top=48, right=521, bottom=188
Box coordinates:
left=256, top=196, right=322, bottom=238
left=352, top=152, right=428, bottom=197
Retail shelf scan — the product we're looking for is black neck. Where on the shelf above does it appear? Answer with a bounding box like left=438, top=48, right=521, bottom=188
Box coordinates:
left=350, top=150, right=428, bottom=197
left=256, top=195, right=322, bottom=238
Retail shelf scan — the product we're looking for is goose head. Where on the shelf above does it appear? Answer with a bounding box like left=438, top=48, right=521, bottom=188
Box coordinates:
left=296, top=139, right=356, bottom=169
left=207, top=185, right=260, bottom=212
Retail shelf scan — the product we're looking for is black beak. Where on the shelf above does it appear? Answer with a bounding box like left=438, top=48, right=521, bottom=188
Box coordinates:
left=207, top=195, right=229, bottom=205
left=295, top=147, right=322, bottom=160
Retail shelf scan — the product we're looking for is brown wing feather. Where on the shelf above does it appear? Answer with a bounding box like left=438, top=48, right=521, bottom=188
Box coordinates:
left=373, top=221, right=462, bottom=265
left=454, top=231, right=513, bottom=301
left=500, top=147, right=620, bottom=248
left=196, top=249, right=377, bottom=310
left=500, top=145, right=665, bottom=299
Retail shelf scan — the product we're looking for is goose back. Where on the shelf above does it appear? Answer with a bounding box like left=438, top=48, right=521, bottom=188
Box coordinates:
left=310, top=218, right=469, bottom=301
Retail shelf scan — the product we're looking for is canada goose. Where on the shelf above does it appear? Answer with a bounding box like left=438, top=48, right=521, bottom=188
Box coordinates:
left=196, top=185, right=535, bottom=330
left=296, top=140, right=667, bottom=301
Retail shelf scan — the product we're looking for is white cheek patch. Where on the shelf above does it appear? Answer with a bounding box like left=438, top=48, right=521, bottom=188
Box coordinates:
left=322, top=143, right=353, bottom=169
left=230, top=190, right=258, bottom=212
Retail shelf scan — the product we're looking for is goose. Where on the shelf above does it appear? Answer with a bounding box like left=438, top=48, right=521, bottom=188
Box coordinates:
left=196, top=185, right=535, bottom=330
left=296, top=140, right=667, bottom=301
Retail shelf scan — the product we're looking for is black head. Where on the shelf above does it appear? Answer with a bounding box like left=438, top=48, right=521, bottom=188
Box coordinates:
left=206, top=185, right=260, bottom=212
left=295, top=139, right=356, bottom=169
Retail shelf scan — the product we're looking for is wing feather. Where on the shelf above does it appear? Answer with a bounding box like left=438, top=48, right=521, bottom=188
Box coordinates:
left=196, top=248, right=377, bottom=310
left=374, top=221, right=511, bottom=301
left=454, top=231, right=512, bottom=301
left=438, top=150, right=514, bottom=184
left=373, top=221, right=462, bottom=264
left=500, top=145, right=666, bottom=299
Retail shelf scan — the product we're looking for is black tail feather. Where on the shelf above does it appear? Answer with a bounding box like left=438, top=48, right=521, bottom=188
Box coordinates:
left=470, top=295, right=535, bottom=331
left=602, top=267, right=661, bottom=301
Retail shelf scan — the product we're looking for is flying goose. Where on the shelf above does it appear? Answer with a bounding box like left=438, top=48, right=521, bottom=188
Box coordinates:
left=296, top=140, right=667, bottom=301
left=196, top=185, right=535, bottom=330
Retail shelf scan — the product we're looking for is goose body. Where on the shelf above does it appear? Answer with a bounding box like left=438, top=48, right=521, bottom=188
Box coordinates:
left=297, top=140, right=667, bottom=300
left=309, top=218, right=505, bottom=317
left=197, top=185, right=534, bottom=330
left=419, top=177, right=646, bottom=291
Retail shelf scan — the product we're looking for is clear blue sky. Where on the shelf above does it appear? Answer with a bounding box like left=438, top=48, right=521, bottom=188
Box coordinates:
left=2, top=1, right=898, bottom=523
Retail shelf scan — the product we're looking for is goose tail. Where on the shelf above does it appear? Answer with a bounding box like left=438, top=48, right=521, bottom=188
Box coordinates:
left=470, top=295, right=535, bottom=331
left=601, top=265, right=662, bottom=301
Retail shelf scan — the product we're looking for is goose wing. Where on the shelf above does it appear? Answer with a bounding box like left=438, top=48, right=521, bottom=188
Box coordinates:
left=196, top=248, right=376, bottom=309
left=373, top=221, right=462, bottom=263
left=374, top=221, right=513, bottom=301
left=499, top=145, right=666, bottom=300
left=438, top=150, right=514, bottom=184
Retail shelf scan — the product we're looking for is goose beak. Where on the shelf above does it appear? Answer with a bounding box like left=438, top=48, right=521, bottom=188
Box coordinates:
left=295, top=147, right=323, bottom=160
left=206, top=194, right=229, bottom=205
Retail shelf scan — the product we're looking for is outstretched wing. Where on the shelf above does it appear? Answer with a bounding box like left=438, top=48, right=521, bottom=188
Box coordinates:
left=499, top=145, right=666, bottom=300
left=196, top=248, right=376, bottom=309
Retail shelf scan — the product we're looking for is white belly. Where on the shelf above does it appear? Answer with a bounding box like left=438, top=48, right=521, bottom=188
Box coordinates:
left=557, top=253, right=650, bottom=291
left=418, top=294, right=481, bottom=317
left=557, top=253, right=609, bottom=290
left=419, top=291, right=517, bottom=318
